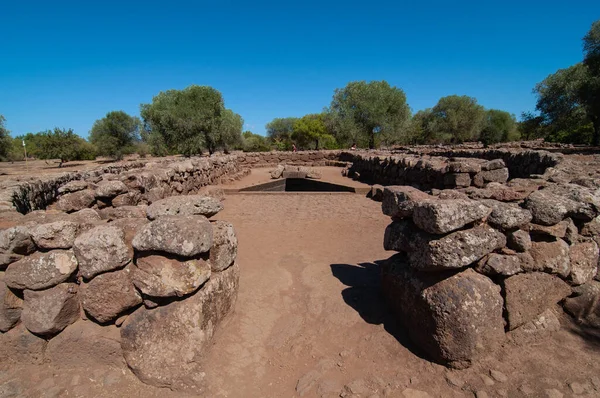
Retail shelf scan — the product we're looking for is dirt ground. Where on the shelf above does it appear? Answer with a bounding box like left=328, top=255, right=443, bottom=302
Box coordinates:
left=1, top=165, right=600, bottom=397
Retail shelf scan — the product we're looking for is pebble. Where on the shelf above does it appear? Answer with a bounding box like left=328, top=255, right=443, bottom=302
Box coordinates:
left=401, top=388, right=432, bottom=398
left=569, top=382, right=585, bottom=394
left=545, top=389, right=564, bottom=398
left=445, top=373, right=464, bottom=388
left=296, top=370, right=320, bottom=397
left=475, top=392, right=489, bottom=398
left=481, top=374, right=495, bottom=386
left=489, top=370, right=508, bottom=383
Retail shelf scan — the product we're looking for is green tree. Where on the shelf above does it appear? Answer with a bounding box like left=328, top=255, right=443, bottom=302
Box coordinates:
left=265, top=117, right=297, bottom=150
left=218, top=109, right=243, bottom=153
left=0, top=115, right=13, bottom=160
left=518, top=111, right=548, bottom=140
left=90, top=111, right=141, bottom=159
left=582, top=20, right=600, bottom=145
left=140, top=85, right=224, bottom=156
left=292, top=113, right=335, bottom=150
left=30, top=128, right=96, bottom=166
left=241, top=131, right=270, bottom=152
left=407, top=109, right=438, bottom=144
left=327, top=80, right=411, bottom=149
left=428, top=95, right=486, bottom=143
left=480, top=109, right=518, bottom=146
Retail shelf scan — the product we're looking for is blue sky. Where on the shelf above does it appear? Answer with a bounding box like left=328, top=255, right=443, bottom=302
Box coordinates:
left=1, top=1, right=599, bottom=137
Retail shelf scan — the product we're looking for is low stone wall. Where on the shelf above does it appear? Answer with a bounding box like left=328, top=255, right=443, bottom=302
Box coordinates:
left=380, top=180, right=600, bottom=368
left=0, top=194, right=238, bottom=388
left=236, top=150, right=342, bottom=168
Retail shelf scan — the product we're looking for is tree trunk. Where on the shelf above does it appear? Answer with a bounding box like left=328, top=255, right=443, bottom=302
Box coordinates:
left=369, top=132, right=375, bottom=149
left=315, top=138, right=319, bottom=150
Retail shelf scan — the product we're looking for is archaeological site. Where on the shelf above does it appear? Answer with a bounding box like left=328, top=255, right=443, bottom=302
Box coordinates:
left=1, top=144, right=600, bottom=397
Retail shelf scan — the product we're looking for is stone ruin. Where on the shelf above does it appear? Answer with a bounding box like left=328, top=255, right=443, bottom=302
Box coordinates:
left=0, top=145, right=599, bottom=388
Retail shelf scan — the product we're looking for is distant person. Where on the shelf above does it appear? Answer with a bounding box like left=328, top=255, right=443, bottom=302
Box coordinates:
left=292, top=143, right=297, bottom=152
left=350, top=143, right=357, bottom=150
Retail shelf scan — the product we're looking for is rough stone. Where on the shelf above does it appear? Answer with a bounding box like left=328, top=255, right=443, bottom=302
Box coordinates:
left=4, top=250, right=78, bottom=290
left=132, top=215, right=213, bottom=257
left=412, top=199, right=491, bottom=234
left=121, top=262, right=239, bottom=388
left=476, top=253, right=522, bottom=276
left=563, top=281, right=600, bottom=327
left=198, top=186, right=225, bottom=201
left=22, top=283, right=80, bottom=335
left=482, top=200, right=532, bottom=231
left=270, top=165, right=285, bottom=179
left=209, top=221, right=238, bottom=272
left=98, top=206, right=147, bottom=221
left=146, top=195, right=223, bottom=220
left=56, top=189, right=96, bottom=212
left=382, top=186, right=433, bottom=219
left=95, top=180, right=129, bottom=198
left=443, top=172, right=471, bottom=187
left=0, top=277, right=22, bottom=332
left=369, top=184, right=384, bottom=201
left=0, top=253, right=22, bottom=269
left=507, top=230, right=532, bottom=252
left=382, top=256, right=505, bottom=369
left=476, top=168, right=509, bottom=184
left=482, top=159, right=506, bottom=171
left=0, top=226, right=35, bottom=255
left=528, top=239, right=571, bottom=277
left=447, top=160, right=482, bottom=173
left=503, top=272, right=571, bottom=330
left=46, top=321, right=125, bottom=366
left=133, top=253, right=211, bottom=297
left=569, top=240, right=599, bottom=285
left=30, top=220, right=79, bottom=249
left=111, top=191, right=142, bottom=207
left=529, top=221, right=568, bottom=239
left=73, top=225, right=131, bottom=280
left=510, top=308, right=561, bottom=343
left=81, top=266, right=142, bottom=323
left=0, top=324, right=47, bottom=364
left=57, top=180, right=89, bottom=194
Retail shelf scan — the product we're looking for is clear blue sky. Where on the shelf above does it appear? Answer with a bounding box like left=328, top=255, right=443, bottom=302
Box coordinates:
left=1, top=1, right=599, bottom=137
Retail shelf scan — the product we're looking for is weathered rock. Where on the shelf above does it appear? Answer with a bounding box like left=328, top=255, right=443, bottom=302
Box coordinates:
left=0, top=226, right=35, bottom=255
left=144, top=187, right=167, bottom=204
left=482, top=200, right=532, bottom=231
left=369, top=184, right=384, bottom=201
left=46, top=321, right=124, bottom=367
left=443, top=173, right=471, bottom=187
left=382, top=256, right=505, bottom=369
left=409, top=225, right=506, bottom=271
left=434, top=189, right=470, bottom=200
left=121, top=262, right=239, bottom=387
left=475, top=168, right=509, bottom=184
left=0, top=324, right=47, bottom=364
left=503, top=272, right=571, bottom=330
left=81, top=266, right=142, bottom=323
left=524, top=186, right=599, bottom=226
left=22, top=283, right=80, bottom=335
left=383, top=219, right=418, bottom=252
left=73, top=225, right=131, bottom=280
left=564, top=218, right=579, bottom=244
left=507, top=230, right=532, bottom=252
left=382, top=186, right=433, bottom=218
left=56, top=189, right=96, bottom=212
left=209, top=221, right=238, bottom=272
left=509, top=309, right=561, bottom=344
left=412, top=199, right=491, bottom=234
left=270, top=165, right=285, bottom=179
left=133, top=253, right=211, bottom=297
left=5, top=250, right=78, bottom=290
left=146, top=195, right=223, bottom=220
left=447, top=160, right=482, bottom=173
left=98, top=206, right=147, bottom=221
left=132, top=215, right=213, bottom=257
left=111, top=191, right=142, bottom=207
left=0, top=277, right=22, bottom=332
left=476, top=253, right=522, bottom=276
left=30, top=220, right=79, bottom=249
left=528, top=239, right=571, bottom=277
left=57, top=180, right=89, bottom=194
left=569, top=240, right=599, bottom=285
left=482, top=159, right=506, bottom=171
left=563, top=281, right=600, bottom=327
left=198, top=186, right=225, bottom=201
left=543, top=183, right=600, bottom=222
left=529, top=221, right=569, bottom=239
left=95, top=180, right=129, bottom=198
left=0, top=253, right=22, bottom=269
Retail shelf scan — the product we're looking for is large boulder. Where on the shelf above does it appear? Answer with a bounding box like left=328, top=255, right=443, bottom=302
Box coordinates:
left=0, top=226, right=35, bottom=255
left=412, top=199, right=491, bottom=234
left=524, top=185, right=599, bottom=226
left=270, top=165, right=285, bottom=179
left=0, top=324, right=47, bottom=364
left=133, top=253, right=211, bottom=297
left=121, top=262, right=240, bottom=387
left=503, top=272, right=571, bottom=330
left=56, top=189, right=96, bottom=212
left=112, top=191, right=142, bottom=207
left=481, top=200, right=532, bottom=231
left=569, top=240, right=599, bottom=285
left=382, top=255, right=505, bottom=369
left=81, top=266, right=142, bottom=323
left=408, top=225, right=506, bottom=271
left=73, top=225, right=131, bottom=280
left=132, top=215, right=213, bottom=257
left=95, top=180, right=129, bottom=198
left=22, top=283, right=80, bottom=335
left=528, top=239, right=571, bottom=277
left=58, top=180, right=89, bottom=194
left=0, top=277, right=22, bottom=332
left=209, top=221, right=238, bottom=272
left=4, top=250, right=78, bottom=290
left=30, top=220, right=79, bottom=249
left=146, top=195, right=223, bottom=220
left=382, top=186, right=433, bottom=219
left=563, top=281, right=600, bottom=327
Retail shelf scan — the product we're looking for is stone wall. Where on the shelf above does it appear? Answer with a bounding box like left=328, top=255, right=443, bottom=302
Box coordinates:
left=235, top=150, right=343, bottom=168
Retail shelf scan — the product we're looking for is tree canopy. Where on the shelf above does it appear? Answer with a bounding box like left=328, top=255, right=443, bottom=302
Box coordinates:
left=265, top=117, right=297, bottom=150
left=0, top=115, right=13, bottom=160
left=327, top=80, right=411, bottom=149
left=26, top=128, right=96, bottom=166
left=428, top=95, right=486, bottom=143
left=480, top=109, right=518, bottom=146
left=292, top=113, right=335, bottom=150
left=90, top=111, right=141, bottom=159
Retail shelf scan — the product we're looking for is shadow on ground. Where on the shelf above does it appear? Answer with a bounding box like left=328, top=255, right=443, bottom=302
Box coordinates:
left=330, top=260, right=428, bottom=361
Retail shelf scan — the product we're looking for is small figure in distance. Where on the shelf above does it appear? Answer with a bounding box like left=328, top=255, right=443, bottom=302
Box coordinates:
left=292, top=143, right=297, bottom=152
left=350, top=142, right=357, bottom=150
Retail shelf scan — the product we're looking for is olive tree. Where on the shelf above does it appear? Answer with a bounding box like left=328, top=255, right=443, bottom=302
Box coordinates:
left=90, top=111, right=141, bottom=159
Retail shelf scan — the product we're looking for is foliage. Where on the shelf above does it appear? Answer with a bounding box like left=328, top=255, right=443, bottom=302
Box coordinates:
left=292, top=113, right=336, bottom=150
left=90, top=111, right=141, bottom=159
left=24, top=128, right=96, bottom=165
left=428, top=95, right=486, bottom=143
left=518, top=111, right=547, bottom=140
left=480, top=109, right=518, bottom=146
left=140, top=85, right=225, bottom=156
left=265, top=117, right=297, bottom=150
left=327, top=80, right=411, bottom=149
left=0, top=115, right=13, bottom=160
left=241, top=131, right=271, bottom=152
left=218, top=109, right=244, bottom=153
